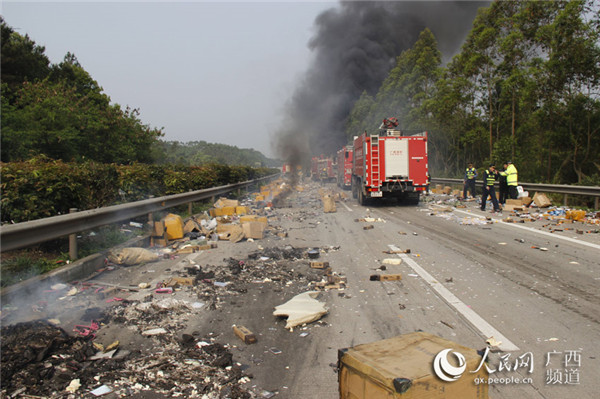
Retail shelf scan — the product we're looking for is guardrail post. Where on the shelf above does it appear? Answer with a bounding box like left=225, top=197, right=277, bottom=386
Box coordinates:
left=148, top=195, right=154, bottom=225
left=69, top=208, right=78, bottom=260
left=188, top=202, right=193, bottom=216
left=563, top=194, right=568, bottom=207
left=595, top=197, right=599, bottom=211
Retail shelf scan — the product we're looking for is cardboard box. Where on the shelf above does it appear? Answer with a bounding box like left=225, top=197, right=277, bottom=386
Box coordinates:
left=310, top=261, right=329, bottom=269
left=216, top=224, right=237, bottom=233
left=214, top=198, right=239, bottom=208
left=506, top=199, right=522, bottom=206
left=213, top=206, right=236, bottom=216
left=242, top=221, right=265, bottom=239
left=255, top=195, right=265, bottom=201
left=338, top=332, right=488, bottom=399
left=521, top=196, right=532, bottom=206
left=443, top=186, right=452, bottom=195
left=151, top=237, right=168, bottom=247
left=235, top=206, right=250, bottom=215
left=233, top=325, right=257, bottom=344
left=163, top=213, right=183, bottom=240
left=239, top=215, right=268, bottom=225
left=533, top=192, right=552, bottom=208
left=183, top=219, right=201, bottom=234
left=380, top=274, right=402, bottom=281
left=323, top=195, right=336, bottom=213
left=153, top=221, right=166, bottom=236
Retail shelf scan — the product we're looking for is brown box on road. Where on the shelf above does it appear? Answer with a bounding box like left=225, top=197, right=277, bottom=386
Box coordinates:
left=338, top=332, right=488, bottom=399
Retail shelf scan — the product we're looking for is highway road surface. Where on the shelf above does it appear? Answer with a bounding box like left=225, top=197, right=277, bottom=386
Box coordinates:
left=2, top=181, right=599, bottom=398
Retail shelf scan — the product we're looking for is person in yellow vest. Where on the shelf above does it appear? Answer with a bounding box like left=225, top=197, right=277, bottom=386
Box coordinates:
left=480, top=164, right=500, bottom=213
left=499, top=161, right=518, bottom=199
left=463, top=163, right=478, bottom=199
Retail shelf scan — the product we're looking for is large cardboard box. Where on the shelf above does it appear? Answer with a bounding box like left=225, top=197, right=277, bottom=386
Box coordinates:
left=163, top=213, right=183, bottom=240
left=242, top=221, right=265, bottom=239
left=506, top=199, right=522, bottom=207
left=338, top=332, right=488, bottom=399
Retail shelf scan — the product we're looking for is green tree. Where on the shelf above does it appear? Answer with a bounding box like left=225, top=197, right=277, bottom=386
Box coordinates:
left=0, top=17, right=50, bottom=97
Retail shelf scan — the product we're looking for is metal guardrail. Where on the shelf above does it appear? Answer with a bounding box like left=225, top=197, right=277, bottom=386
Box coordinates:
left=429, top=178, right=600, bottom=208
left=0, top=174, right=280, bottom=253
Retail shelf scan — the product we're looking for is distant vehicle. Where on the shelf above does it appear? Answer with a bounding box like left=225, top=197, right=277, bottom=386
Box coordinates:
left=352, top=121, right=429, bottom=205
left=311, top=155, right=336, bottom=182
left=282, top=163, right=292, bottom=174
left=336, top=145, right=353, bottom=190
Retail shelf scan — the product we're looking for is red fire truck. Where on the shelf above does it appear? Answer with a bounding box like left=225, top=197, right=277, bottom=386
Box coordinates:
left=352, top=124, right=428, bottom=205
left=281, top=163, right=292, bottom=174
left=337, top=145, right=353, bottom=189
left=311, top=155, right=336, bottom=182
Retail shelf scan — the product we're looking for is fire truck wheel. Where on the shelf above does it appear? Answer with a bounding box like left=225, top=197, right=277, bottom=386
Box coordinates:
left=358, top=188, right=366, bottom=206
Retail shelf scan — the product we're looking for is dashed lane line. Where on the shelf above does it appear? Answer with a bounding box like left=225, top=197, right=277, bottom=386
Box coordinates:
left=389, top=244, right=520, bottom=352
left=453, top=209, right=600, bottom=250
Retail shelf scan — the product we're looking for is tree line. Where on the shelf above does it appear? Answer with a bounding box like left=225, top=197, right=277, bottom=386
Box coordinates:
left=345, top=0, right=599, bottom=185
left=0, top=17, right=277, bottom=167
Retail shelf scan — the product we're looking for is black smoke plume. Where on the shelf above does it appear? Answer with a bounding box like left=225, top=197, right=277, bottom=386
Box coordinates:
left=275, top=1, right=488, bottom=166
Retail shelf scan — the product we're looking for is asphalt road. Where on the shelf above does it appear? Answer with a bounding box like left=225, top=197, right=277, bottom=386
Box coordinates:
left=3, top=182, right=599, bottom=398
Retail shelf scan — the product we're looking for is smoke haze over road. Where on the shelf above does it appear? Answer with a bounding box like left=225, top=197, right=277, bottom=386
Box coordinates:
left=275, top=1, right=487, bottom=165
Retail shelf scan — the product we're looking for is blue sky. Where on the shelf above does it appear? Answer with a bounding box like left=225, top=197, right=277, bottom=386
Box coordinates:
left=2, top=1, right=336, bottom=157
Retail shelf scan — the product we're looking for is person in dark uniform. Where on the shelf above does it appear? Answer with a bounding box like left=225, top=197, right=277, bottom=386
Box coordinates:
left=498, top=162, right=509, bottom=205
left=480, top=164, right=500, bottom=213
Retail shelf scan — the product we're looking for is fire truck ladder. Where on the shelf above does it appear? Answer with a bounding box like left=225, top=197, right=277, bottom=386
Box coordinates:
left=370, top=135, right=380, bottom=187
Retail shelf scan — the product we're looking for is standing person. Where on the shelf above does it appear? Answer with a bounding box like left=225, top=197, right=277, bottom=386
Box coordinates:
left=463, top=163, right=478, bottom=199
left=498, top=162, right=509, bottom=205
left=500, top=161, right=518, bottom=199
left=480, top=164, right=500, bottom=212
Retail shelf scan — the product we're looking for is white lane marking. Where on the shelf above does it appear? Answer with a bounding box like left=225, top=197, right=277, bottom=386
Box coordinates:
left=453, top=209, right=600, bottom=250
left=339, top=201, right=353, bottom=212
left=389, top=244, right=520, bottom=352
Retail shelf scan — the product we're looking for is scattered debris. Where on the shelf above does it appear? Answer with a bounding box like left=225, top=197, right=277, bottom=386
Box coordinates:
left=383, top=249, right=410, bottom=254
left=486, top=336, right=502, bottom=348
left=107, top=247, right=159, bottom=266
left=369, top=274, right=402, bottom=281
left=440, top=320, right=454, bottom=329
left=273, top=291, right=328, bottom=329
left=233, top=325, right=257, bottom=344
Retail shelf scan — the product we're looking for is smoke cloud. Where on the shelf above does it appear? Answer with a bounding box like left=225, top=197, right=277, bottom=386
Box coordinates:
left=275, top=1, right=488, bottom=165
